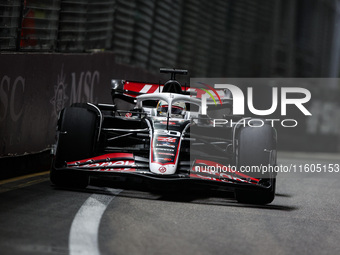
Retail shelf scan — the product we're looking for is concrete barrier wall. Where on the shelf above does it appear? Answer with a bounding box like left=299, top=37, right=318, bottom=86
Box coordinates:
left=0, top=52, right=159, bottom=157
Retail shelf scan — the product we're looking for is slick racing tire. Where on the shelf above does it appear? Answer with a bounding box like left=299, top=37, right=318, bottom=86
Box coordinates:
left=50, top=104, right=98, bottom=188
left=235, top=123, right=277, bottom=204
left=235, top=179, right=276, bottom=205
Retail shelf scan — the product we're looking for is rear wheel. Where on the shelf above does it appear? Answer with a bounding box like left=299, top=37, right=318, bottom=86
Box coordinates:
left=234, top=123, right=277, bottom=204
left=50, top=104, right=98, bottom=188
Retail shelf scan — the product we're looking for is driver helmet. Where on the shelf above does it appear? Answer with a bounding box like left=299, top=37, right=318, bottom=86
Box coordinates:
left=157, top=100, right=186, bottom=118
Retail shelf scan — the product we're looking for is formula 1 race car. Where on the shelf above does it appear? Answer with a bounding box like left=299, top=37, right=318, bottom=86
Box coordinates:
left=50, top=68, right=277, bottom=204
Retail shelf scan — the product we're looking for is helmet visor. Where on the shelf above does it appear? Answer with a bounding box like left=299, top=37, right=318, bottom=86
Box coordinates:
left=171, top=105, right=183, bottom=115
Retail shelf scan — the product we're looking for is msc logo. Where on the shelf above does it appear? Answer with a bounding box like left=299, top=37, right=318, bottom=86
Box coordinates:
left=201, top=84, right=312, bottom=116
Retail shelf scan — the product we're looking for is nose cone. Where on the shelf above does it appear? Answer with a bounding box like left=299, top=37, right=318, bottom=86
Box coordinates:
left=150, top=163, right=177, bottom=175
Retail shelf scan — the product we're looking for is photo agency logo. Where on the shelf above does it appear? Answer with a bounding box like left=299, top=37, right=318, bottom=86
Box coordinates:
left=196, top=82, right=223, bottom=106
left=198, top=82, right=312, bottom=128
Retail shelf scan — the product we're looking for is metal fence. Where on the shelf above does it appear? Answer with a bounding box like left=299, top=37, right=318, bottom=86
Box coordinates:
left=0, top=0, right=338, bottom=77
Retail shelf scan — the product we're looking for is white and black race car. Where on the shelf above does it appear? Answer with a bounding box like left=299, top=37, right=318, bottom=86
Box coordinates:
left=50, top=68, right=277, bottom=204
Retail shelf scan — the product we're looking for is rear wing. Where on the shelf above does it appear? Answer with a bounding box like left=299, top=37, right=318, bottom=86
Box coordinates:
left=111, top=80, right=189, bottom=99
left=160, top=68, right=188, bottom=79
left=111, top=79, right=232, bottom=104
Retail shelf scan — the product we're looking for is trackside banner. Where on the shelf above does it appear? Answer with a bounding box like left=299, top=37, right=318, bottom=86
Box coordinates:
left=0, top=52, right=158, bottom=156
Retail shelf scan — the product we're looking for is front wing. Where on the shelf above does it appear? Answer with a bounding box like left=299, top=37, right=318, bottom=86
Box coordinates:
left=54, top=152, right=273, bottom=191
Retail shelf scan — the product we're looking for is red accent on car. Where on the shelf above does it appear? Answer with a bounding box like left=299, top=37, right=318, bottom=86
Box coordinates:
left=67, top=153, right=134, bottom=165
left=122, top=81, right=189, bottom=97
left=160, top=121, right=176, bottom=125
left=157, top=137, right=176, bottom=143
left=67, top=153, right=136, bottom=172
left=150, top=137, right=181, bottom=166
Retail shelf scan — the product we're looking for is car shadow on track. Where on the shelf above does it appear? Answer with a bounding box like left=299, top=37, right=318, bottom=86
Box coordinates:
left=275, top=193, right=293, bottom=198
left=52, top=178, right=298, bottom=212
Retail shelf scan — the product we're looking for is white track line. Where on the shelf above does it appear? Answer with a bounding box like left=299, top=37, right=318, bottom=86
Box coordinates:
left=69, top=188, right=122, bottom=255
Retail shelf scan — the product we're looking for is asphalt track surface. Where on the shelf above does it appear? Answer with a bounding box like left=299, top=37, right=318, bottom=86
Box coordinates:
left=0, top=152, right=339, bottom=255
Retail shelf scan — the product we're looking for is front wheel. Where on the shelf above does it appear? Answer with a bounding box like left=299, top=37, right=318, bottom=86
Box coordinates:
left=235, top=179, right=276, bottom=204
left=234, top=123, right=277, bottom=204
left=50, top=104, right=99, bottom=188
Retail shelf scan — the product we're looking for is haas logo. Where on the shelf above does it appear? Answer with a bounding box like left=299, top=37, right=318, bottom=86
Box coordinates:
left=158, top=166, right=166, bottom=173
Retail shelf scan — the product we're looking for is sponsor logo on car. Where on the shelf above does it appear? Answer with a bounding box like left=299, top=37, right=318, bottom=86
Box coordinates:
left=158, top=152, right=175, bottom=156
left=157, top=137, right=177, bottom=143
left=156, top=143, right=175, bottom=148
left=76, top=160, right=135, bottom=172
left=155, top=148, right=174, bottom=152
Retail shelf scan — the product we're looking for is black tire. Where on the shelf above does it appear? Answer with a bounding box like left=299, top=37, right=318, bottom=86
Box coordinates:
left=235, top=123, right=276, bottom=204
left=235, top=178, right=276, bottom=205
left=50, top=105, right=98, bottom=188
